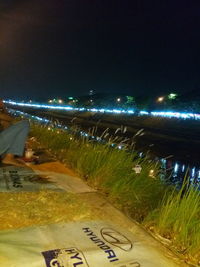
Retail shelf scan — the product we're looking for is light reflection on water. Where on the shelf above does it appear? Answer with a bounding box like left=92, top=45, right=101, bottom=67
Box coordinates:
left=160, top=158, right=200, bottom=187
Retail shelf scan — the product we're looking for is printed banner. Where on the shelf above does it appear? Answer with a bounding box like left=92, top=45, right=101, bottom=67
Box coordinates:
left=0, top=166, right=63, bottom=192
left=0, top=221, right=175, bottom=267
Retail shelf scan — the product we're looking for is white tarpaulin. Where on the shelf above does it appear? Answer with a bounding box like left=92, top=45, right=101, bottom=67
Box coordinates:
left=0, top=221, right=178, bottom=267
left=0, top=166, right=63, bottom=192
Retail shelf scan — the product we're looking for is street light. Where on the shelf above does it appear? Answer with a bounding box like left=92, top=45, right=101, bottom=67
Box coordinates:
left=117, top=98, right=121, bottom=102
left=157, top=96, right=164, bottom=102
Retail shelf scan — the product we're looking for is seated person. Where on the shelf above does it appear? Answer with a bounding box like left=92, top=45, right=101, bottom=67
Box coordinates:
left=0, top=100, right=30, bottom=166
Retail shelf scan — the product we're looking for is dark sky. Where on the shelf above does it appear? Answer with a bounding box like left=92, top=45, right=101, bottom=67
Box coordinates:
left=0, top=0, right=200, bottom=99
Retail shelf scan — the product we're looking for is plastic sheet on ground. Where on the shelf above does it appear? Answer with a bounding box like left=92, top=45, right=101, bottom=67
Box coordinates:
left=0, top=220, right=175, bottom=267
left=0, top=162, right=184, bottom=266
left=0, top=166, right=63, bottom=192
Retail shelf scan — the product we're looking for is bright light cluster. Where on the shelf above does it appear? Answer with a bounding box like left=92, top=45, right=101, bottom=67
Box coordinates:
left=151, top=111, right=200, bottom=120
left=4, top=100, right=200, bottom=120
left=4, top=100, right=134, bottom=115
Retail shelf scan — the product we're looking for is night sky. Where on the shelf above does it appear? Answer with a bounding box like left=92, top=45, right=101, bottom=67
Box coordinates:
left=0, top=0, right=200, bottom=99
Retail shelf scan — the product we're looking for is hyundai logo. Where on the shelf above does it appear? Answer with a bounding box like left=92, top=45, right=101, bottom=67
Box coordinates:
left=101, top=228, right=133, bottom=251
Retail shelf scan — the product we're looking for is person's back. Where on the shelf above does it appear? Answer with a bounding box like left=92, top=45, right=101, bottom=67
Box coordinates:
left=0, top=100, right=30, bottom=166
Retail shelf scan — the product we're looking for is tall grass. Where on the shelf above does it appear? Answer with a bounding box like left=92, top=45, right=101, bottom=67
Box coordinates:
left=31, top=124, right=166, bottom=220
left=30, top=123, right=200, bottom=264
left=145, top=178, right=200, bottom=261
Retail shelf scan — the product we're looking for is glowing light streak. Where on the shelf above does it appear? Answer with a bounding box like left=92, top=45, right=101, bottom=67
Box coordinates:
left=5, top=100, right=200, bottom=121
left=192, top=167, right=195, bottom=178
left=140, top=111, right=149, bottom=115
left=174, top=163, right=179, bottom=173
left=182, top=165, right=185, bottom=172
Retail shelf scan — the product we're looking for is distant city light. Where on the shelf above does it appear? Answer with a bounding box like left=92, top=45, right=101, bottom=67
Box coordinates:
left=157, top=96, right=164, bottom=102
left=58, top=99, right=63, bottom=104
left=48, top=100, right=53, bottom=103
left=89, top=89, right=94, bottom=96
left=117, top=98, right=121, bottom=102
left=168, top=93, right=177, bottom=100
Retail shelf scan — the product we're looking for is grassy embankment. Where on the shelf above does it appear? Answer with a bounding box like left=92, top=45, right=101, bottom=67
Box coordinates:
left=31, top=123, right=200, bottom=264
